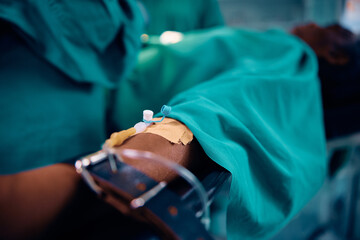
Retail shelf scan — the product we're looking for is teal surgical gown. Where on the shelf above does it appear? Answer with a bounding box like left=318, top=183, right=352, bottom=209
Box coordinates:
left=0, top=1, right=327, bottom=239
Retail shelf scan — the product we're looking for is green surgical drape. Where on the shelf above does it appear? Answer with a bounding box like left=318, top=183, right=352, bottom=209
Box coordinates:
left=112, top=27, right=327, bottom=239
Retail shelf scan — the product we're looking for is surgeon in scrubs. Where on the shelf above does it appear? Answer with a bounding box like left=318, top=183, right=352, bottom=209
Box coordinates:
left=0, top=1, right=326, bottom=239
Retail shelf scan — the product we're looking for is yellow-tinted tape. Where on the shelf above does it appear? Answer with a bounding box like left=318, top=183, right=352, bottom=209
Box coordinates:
left=142, top=118, right=193, bottom=145
left=106, top=127, right=136, bottom=147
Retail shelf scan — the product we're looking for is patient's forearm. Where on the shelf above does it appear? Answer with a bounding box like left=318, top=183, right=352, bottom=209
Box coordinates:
left=0, top=164, right=80, bottom=239
left=0, top=120, right=215, bottom=239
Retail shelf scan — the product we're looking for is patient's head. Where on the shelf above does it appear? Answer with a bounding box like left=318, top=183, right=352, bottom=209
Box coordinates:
left=292, top=23, right=360, bottom=109
left=292, top=23, right=357, bottom=65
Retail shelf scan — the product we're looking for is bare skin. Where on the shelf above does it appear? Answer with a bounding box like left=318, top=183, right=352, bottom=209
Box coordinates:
left=0, top=132, right=212, bottom=239
left=0, top=164, right=80, bottom=239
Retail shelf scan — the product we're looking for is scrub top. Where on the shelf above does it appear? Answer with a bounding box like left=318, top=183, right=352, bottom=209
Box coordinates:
left=0, top=1, right=327, bottom=240
left=0, top=0, right=144, bottom=173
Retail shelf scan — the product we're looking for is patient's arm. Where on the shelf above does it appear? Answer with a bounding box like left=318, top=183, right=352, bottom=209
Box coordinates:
left=0, top=164, right=80, bottom=239
left=0, top=121, right=215, bottom=239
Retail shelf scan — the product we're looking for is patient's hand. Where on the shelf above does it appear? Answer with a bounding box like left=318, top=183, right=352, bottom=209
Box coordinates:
left=106, top=118, right=215, bottom=182
left=117, top=132, right=208, bottom=183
